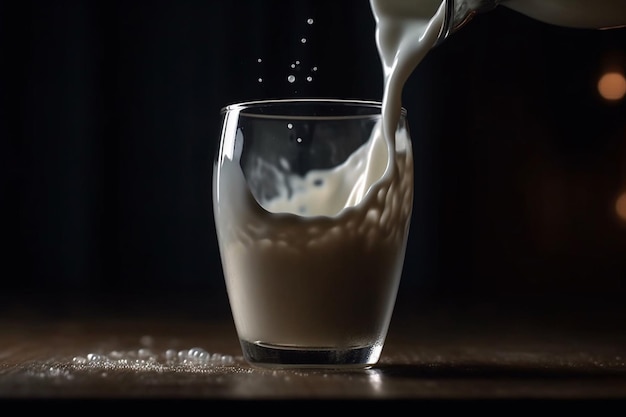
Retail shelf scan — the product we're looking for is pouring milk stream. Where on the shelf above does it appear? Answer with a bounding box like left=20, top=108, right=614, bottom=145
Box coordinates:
left=371, top=0, right=626, bottom=149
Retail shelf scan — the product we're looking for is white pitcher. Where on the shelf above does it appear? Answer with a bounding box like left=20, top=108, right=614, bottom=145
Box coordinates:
left=441, top=0, right=626, bottom=44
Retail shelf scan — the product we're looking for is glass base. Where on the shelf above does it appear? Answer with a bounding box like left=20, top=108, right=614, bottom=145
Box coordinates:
left=239, top=340, right=382, bottom=369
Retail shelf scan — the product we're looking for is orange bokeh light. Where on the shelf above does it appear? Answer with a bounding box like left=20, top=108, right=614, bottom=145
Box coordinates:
left=598, top=72, right=626, bottom=101
left=615, top=192, right=626, bottom=221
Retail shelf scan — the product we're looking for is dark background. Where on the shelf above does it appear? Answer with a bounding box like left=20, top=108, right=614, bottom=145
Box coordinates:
left=1, top=0, right=626, bottom=319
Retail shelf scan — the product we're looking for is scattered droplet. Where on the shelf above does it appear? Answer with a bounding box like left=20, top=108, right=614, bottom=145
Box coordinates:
left=296, top=137, right=303, bottom=143
left=68, top=337, right=237, bottom=373
left=165, top=349, right=177, bottom=361
left=257, top=58, right=262, bottom=63
left=287, top=123, right=293, bottom=129
left=279, top=157, right=290, bottom=170
left=287, top=75, right=296, bottom=83
left=312, top=66, right=318, bottom=72
left=109, top=350, right=123, bottom=360
left=138, top=348, right=153, bottom=359
left=301, top=38, right=307, bottom=44
left=72, top=356, right=87, bottom=365
left=307, top=18, right=314, bottom=25
left=258, top=78, right=263, bottom=83
left=87, top=353, right=105, bottom=362
left=306, top=76, right=313, bottom=82
left=140, top=335, right=154, bottom=346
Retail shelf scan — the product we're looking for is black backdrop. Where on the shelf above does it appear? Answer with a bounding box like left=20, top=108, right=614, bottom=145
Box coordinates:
left=2, top=0, right=626, bottom=316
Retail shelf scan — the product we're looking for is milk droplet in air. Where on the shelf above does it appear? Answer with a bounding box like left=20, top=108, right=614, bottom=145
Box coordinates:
left=287, top=75, right=296, bottom=83
left=307, top=18, right=314, bottom=25
left=257, top=59, right=263, bottom=83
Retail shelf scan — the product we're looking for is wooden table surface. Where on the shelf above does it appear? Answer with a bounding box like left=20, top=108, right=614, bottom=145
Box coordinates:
left=1, top=292, right=626, bottom=402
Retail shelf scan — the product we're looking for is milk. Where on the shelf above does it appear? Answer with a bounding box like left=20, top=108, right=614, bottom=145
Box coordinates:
left=370, top=0, right=626, bottom=145
left=370, top=0, right=446, bottom=147
left=213, top=103, right=413, bottom=359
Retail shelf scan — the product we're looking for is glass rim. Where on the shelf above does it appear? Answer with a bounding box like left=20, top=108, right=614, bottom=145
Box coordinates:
left=220, top=98, right=407, bottom=120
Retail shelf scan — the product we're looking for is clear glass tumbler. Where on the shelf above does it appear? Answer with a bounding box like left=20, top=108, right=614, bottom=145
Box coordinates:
left=213, top=98, right=413, bottom=369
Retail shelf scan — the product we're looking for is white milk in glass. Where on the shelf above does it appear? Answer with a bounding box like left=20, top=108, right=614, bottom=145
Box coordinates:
left=213, top=100, right=413, bottom=365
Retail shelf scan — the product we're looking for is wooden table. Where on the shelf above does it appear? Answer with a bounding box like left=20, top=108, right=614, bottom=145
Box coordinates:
left=1, top=291, right=626, bottom=402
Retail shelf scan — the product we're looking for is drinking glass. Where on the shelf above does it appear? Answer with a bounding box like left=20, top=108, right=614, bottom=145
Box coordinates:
left=213, top=98, right=413, bottom=368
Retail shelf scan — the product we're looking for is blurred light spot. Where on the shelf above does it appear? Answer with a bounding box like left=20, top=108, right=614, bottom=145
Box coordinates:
left=598, top=72, right=626, bottom=101
left=614, top=192, right=626, bottom=221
